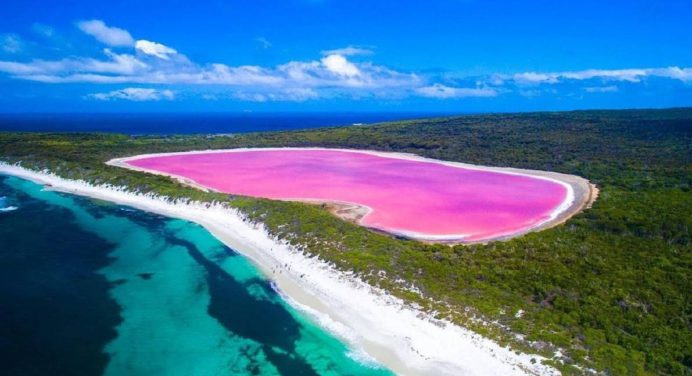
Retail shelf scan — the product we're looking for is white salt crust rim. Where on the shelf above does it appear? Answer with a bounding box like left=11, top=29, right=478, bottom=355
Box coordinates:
left=110, top=147, right=577, bottom=242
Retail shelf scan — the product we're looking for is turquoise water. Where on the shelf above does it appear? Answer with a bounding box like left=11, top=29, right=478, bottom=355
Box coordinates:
left=0, top=175, right=393, bottom=376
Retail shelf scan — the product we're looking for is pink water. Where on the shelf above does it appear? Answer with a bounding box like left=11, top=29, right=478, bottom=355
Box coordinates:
left=127, top=149, right=568, bottom=242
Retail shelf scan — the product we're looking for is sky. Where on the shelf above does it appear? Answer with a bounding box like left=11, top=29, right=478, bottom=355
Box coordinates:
left=0, top=0, right=690, bottom=113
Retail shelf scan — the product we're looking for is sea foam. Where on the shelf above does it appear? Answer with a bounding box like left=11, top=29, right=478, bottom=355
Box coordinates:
left=0, top=196, right=18, bottom=212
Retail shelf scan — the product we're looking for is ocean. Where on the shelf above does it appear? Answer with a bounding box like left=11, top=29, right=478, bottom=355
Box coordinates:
left=0, top=113, right=446, bottom=134
left=0, top=175, right=392, bottom=376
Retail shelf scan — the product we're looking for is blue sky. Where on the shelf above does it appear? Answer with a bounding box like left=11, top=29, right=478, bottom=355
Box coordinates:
left=0, top=0, right=690, bottom=112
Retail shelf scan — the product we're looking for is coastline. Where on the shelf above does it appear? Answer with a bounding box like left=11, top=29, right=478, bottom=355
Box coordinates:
left=109, top=147, right=597, bottom=244
left=0, top=162, right=559, bottom=376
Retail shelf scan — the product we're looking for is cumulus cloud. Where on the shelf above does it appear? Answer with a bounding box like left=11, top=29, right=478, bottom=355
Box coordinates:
left=135, top=40, right=177, bottom=60
left=0, top=48, right=417, bottom=91
left=321, top=54, right=361, bottom=77
left=77, top=20, right=134, bottom=46
left=1, top=20, right=690, bottom=103
left=87, top=87, right=175, bottom=101
left=416, top=84, right=497, bottom=99
left=321, top=46, right=373, bottom=56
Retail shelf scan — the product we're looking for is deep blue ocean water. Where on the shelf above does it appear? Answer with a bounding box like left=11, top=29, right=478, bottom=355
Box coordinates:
left=0, top=175, right=392, bottom=376
left=0, top=113, right=448, bottom=134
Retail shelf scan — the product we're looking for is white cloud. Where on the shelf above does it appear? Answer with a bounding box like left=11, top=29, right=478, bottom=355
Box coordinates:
left=233, top=88, right=320, bottom=102
left=135, top=40, right=177, bottom=60
left=321, top=46, right=373, bottom=56
left=255, top=37, right=272, bottom=49
left=416, top=84, right=497, bottom=99
left=321, top=54, right=361, bottom=77
left=1, top=34, right=22, bottom=54
left=278, top=88, right=320, bottom=101
left=584, top=85, right=618, bottom=93
left=77, top=20, right=134, bottom=47
left=561, top=68, right=648, bottom=82
left=2, top=20, right=690, bottom=102
left=513, top=72, right=559, bottom=85
left=0, top=49, right=146, bottom=78
left=0, top=46, right=419, bottom=97
left=87, top=87, right=175, bottom=101
left=202, top=64, right=284, bottom=85
left=232, top=92, right=268, bottom=102
left=649, top=66, right=692, bottom=82
left=488, top=74, right=506, bottom=86
left=510, top=66, right=692, bottom=85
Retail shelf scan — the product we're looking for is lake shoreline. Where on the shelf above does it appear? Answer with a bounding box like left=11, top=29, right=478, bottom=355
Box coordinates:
left=0, top=162, right=559, bottom=376
left=109, top=147, right=597, bottom=244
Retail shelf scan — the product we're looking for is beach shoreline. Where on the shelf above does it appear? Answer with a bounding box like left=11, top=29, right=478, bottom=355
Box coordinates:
left=109, top=147, right=597, bottom=244
left=0, top=162, right=559, bottom=376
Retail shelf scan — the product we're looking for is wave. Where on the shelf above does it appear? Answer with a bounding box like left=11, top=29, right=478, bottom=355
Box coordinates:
left=0, top=196, right=17, bottom=212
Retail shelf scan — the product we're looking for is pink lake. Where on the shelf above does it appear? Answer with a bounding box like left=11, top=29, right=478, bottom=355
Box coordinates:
left=126, top=149, right=570, bottom=242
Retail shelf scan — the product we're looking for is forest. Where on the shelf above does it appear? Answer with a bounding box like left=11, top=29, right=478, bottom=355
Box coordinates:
left=0, top=108, right=690, bottom=375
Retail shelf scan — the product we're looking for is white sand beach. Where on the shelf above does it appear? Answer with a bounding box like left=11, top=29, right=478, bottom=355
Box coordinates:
left=0, top=162, right=561, bottom=376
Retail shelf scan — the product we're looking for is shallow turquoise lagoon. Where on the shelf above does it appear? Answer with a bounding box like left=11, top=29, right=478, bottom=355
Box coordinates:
left=0, top=175, right=392, bottom=376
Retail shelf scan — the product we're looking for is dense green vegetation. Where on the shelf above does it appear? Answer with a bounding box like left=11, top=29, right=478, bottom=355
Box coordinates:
left=1, top=108, right=690, bottom=375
